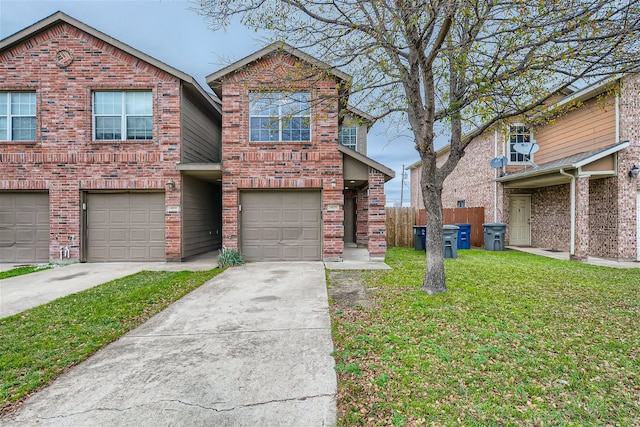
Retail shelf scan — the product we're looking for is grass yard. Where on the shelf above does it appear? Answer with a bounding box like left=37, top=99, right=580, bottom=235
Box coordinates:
left=0, top=268, right=222, bottom=414
left=329, top=248, right=639, bottom=426
left=0, top=265, right=52, bottom=280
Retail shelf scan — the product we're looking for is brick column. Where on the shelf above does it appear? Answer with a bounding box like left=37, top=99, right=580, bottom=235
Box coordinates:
left=367, top=168, right=387, bottom=260
left=571, top=176, right=590, bottom=261
left=356, top=190, right=369, bottom=247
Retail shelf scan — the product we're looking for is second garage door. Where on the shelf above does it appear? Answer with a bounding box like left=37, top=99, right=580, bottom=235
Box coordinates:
left=241, top=190, right=321, bottom=261
left=86, top=193, right=165, bottom=262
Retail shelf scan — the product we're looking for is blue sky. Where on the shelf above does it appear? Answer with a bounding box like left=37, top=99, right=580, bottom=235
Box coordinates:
left=0, top=0, right=421, bottom=205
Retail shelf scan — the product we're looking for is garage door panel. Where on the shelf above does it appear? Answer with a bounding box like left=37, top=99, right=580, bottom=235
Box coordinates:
left=0, top=193, right=50, bottom=263
left=87, top=193, right=165, bottom=262
left=282, top=228, right=300, bottom=240
left=241, top=190, right=321, bottom=261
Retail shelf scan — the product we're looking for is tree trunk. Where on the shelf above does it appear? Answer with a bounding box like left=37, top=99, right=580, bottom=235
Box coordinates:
left=420, top=158, right=447, bottom=294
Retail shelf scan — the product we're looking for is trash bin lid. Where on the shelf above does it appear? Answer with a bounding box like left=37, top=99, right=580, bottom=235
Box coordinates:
left=443, top=224, right=460, bottom=230
left=454, top=223, right=471, bottom=227
left=483, top=222, right=506, bottom=227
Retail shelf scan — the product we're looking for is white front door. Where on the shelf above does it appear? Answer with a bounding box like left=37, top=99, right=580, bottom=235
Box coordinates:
left=510, top=195, right=531, bottom=246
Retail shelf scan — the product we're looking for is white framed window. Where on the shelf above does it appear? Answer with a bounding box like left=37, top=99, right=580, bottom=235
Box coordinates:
left=339, top=126, right=357, bottom=150
left=249, top=92, right=311, bottom=142
left=0, top=92, right=36, bottom=141
left=508, top=124, right=533, bottom=163
left=93, top=91, right=152, bottom=141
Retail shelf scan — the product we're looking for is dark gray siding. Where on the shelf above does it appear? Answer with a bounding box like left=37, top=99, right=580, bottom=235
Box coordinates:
left=181, top=86, right=222, bottom=163
left=182, top=175, right=222, bottom=258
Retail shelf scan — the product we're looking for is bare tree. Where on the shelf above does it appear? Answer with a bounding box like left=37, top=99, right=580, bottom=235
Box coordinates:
left=195, top=0, right=640, bottom=294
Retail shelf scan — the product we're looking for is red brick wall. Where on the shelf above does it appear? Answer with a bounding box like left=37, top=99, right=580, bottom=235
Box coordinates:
left=0, top=23, right=183, bottom=261
left=218, top=51, right=345, bottom=260
left=367, top=169, right=386, bottom=259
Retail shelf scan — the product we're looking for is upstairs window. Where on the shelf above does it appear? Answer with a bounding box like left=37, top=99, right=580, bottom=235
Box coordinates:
left=93, top=91, right=152, bottom=141
left=508, top=124, right=533, bottom=163
left=249, top=92, right=311, bottom=142
left=0, top=92, right=36, bottom=141
left=339, top=126, right=357, bottom=150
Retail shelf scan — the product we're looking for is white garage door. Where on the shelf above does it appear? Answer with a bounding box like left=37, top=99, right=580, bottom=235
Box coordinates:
left=87, top=193, right=165, bottom=262
left=241, top=191, right=321, bottom=261
left=0, top=192, right=49, bottom=263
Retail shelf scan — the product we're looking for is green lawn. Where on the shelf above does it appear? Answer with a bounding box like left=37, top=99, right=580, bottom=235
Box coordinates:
left=0, top=269, right=222, bottom=413
left=330, top=248, right=640, bottom=426
left=0, top=265, right=52, bottom=280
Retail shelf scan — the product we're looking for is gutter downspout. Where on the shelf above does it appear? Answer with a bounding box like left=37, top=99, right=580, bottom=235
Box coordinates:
left=494, top=130, right=498, bottom=222
left=615, top=92, right=620, bottom=143
left=559, top=168, right=575, bottom=255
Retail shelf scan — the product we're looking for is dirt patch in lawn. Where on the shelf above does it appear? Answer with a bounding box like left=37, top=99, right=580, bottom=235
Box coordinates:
left=327, top=270, right=373, bottom=310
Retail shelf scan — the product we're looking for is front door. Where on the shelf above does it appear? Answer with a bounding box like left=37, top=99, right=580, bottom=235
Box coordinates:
left=510, top=195, right=531, bottom=246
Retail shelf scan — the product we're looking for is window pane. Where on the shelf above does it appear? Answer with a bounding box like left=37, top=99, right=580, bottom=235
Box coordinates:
left=126, top=116, right=152, bottom=140
left=11, top=117, right=36, bottom=141
left=281, top=92, right=310, bottom=116
left=11, top=92, right=36, bottom=115
left=94, top=92, right=122, bottom=115
left=339, top=126, right=357, bottom=149
left=249, top=93, right=279, bottom=116
left=250, top=117, right=279, bottom=141
left=95, top=116, right=121, bottom=140
left=0, top=93, right=7, bottom=115
left=126, top=92, right=152, bottom=115
left=0, top=117, right=7, bottom=139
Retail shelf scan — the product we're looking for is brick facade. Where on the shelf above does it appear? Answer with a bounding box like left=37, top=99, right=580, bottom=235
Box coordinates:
left=0, top=22, right=183, bottom=262
left=217, top=51, right=345, bottom=261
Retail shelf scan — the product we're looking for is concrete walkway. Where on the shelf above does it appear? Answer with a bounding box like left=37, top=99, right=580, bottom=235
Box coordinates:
left=1, top=262, right=336, bottom=426
left=507, top=246, right=640, bottom=269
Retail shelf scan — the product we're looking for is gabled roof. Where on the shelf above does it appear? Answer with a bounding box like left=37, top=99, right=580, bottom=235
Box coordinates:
left=496, top=140, right=629, bottom=184
left=338, top=144, right=395, bottom=181
left=206, top=41, right=352, bottom=98
left=0, top=11, right=220, bottom=114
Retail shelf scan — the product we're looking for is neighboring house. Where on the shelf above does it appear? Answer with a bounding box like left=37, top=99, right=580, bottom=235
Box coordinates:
left=410, top=76, right=640, bottom=262
left=0, top=12, right=394, bottom=264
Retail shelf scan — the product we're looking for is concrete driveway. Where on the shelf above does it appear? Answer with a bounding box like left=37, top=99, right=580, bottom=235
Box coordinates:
left=1, top=262, right=336, bottom=426
left=0, top=252, right=218, bottom=319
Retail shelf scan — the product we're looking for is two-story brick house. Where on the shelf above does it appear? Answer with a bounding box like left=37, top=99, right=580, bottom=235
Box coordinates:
left=206, top=42, right=394, bottom=262
left=410, top=76, right=640, bottom=262
left=0, top=12, right=393, bottom=264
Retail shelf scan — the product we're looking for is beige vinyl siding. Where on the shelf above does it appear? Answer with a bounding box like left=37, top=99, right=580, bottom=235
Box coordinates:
left=181, top=85, right=222, bottom=163
left=533, top=96, right=616, bottom=165
left=182, top=175, right=222, bottom=258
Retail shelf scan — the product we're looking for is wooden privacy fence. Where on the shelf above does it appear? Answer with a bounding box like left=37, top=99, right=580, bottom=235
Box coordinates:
left=386, top=206, right=485, bottom=248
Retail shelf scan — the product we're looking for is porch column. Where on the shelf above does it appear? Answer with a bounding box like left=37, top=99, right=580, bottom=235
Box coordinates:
left=571, top=176, right=590, bottom=261
left=356, top=190, right=368, bottom=247
left=367, top=168, right=387, bottom=260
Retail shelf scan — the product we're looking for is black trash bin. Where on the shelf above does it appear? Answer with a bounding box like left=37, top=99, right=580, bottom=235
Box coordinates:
left=483, top=223, right=507, bottom=251
left=455, top=223, right=471, bottom=249
left=413, top=226, right=426, bottom=250
left=443, top=225, right=460, bottom=258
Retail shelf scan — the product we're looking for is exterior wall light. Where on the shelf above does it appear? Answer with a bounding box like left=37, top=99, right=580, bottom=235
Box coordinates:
left=167, top=179, right=177, bottom=190
left=331, top=179, right=337, bottom=188
left=629, top=164, right=639, bottom=178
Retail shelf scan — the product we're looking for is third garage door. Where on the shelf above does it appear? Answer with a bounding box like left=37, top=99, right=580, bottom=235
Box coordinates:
left=241, top=190, right=321, bottom=261
left=86, top=193, right=165, bottom=262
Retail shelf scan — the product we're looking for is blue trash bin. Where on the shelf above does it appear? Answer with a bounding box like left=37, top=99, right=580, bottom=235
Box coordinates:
left=455, top=223, right=471, bottom=249
left=413, top=226, right=426, bottom=250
